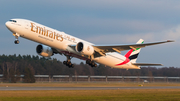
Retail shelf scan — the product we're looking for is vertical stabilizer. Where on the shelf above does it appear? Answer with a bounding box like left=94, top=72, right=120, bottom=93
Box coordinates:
left=125, top=39, right=144, bottom=63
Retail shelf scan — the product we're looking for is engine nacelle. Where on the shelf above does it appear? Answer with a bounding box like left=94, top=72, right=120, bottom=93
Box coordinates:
left=76, top=42, right=94, bottom=56
left=36, top=44, right=53, bottom=57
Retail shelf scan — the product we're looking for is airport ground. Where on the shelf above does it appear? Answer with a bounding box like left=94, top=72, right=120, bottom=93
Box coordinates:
left=0, top=82, right=180, bottom=101
left=1, top=82, right=180, bottom=87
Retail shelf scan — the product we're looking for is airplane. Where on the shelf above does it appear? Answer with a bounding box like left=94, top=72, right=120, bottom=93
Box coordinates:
left=5, top=18, right=173, bottom=69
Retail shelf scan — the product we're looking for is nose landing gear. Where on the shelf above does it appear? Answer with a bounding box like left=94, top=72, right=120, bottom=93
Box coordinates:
left=13, top=33, right=20, bottom=44
left=14, top=39, right=19, bottom=44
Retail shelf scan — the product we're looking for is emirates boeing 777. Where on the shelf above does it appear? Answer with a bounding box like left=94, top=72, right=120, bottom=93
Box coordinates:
left=5, top=19, right=173, bottom=69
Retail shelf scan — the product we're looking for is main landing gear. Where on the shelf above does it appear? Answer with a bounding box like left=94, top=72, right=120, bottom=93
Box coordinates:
left=63, top=56, right=74, bottom=68
left=13, top=33, right=20, bottom=44
left=86, top=60, right=97, bottom=67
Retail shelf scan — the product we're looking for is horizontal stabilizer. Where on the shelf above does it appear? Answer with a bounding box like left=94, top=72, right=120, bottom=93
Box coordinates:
left=132, top=63, right=163, bottom=66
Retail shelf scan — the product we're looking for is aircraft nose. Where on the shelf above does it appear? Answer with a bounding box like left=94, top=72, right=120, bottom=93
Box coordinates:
left=5, top=21, right=13, bottom=29
left=5, top=21, right=15, bottom=32
left=5, top=21, right=10, bottom=28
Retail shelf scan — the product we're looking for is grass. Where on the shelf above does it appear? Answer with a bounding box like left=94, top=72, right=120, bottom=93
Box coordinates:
left=0, top=89, right=180, bottom=101
left=0, top=82, right=180, bottom=101
left=0, top=82, right=180, bottom=87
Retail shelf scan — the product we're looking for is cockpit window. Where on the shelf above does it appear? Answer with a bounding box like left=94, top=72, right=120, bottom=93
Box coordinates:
left=9, top=20, right=17, bottom=23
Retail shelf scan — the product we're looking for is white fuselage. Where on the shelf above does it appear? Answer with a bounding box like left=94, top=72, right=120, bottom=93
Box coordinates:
left=5, top=19, right=140, bottom=69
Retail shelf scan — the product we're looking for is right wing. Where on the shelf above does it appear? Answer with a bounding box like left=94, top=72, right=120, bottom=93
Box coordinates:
left=93, top=40, right=174, bottom=56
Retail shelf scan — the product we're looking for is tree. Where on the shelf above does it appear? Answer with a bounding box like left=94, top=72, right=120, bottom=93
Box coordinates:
left=23, top=67, right=35, bottom=83
left=9, top=68, right=16, bottom=83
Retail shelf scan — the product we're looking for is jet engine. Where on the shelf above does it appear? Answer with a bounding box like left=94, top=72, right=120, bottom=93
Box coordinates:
left=36, top=44, right=53, bottom=57
left=76, top=42, right=94, bottom=56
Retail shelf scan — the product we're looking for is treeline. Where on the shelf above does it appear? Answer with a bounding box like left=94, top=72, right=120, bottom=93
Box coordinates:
left=0, top=54, right=180, bottom=82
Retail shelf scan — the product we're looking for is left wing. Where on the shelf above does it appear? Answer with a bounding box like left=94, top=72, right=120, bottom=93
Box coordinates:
left=93, top=40, right=174, bottom=55
left=52, top=48, right=62, bottom=55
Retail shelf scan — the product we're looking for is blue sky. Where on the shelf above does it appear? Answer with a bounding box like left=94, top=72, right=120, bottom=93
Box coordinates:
left=0, top=0, right=179, bottom=67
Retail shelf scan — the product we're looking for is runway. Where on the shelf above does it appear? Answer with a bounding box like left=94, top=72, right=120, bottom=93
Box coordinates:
left=1, top=86, right=180, bottom=90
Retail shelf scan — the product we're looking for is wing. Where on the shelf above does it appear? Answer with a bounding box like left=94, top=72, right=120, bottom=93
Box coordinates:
left=52, top=48, right=62, bottom=55
left=132, top=63, right=163, bottom=66
left=93, top=40, right=174, bottom=55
